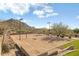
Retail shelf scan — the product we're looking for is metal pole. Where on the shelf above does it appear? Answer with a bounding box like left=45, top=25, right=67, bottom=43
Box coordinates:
left=19, top=18, right=23, bottom=40
left=47, top=22, right=51, bottom=35
left=26, top=29, right=27, bottom=39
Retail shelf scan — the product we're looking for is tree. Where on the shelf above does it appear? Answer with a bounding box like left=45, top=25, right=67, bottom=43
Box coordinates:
left=51, top=22, right=69, bottom=36
left=73, top=28, right=79, bottom=34
left=67, top=29, right=74, bottom=38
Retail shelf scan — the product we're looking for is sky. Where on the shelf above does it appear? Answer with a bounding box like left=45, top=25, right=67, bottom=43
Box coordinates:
left=0, top=3, right=79, bottom=29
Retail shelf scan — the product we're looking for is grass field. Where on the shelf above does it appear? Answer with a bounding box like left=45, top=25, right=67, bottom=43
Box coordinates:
left=65, top=49, right=79, bottom=56
left=64, top=39, right=79, bottom=56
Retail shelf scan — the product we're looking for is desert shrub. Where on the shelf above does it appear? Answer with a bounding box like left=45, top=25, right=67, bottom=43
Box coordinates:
left=2, top=44, right=9, bottom=53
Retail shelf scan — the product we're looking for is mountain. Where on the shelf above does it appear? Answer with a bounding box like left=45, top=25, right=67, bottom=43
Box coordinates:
left=0, top=18, right=34, bottom=34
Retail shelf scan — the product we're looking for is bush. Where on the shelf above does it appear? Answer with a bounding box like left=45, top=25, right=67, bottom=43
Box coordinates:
left=2, top=44, right=9, bottom=53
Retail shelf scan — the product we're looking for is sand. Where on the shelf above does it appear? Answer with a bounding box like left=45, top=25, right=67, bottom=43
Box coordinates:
left=11, top=34, right=69, bottom=56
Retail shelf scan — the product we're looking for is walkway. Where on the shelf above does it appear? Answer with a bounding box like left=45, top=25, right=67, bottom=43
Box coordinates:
left=11, top=34, right=71, bottom=56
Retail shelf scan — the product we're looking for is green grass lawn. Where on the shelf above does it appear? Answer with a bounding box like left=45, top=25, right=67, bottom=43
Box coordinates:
left=63, top=40, right=79, bottom=49
left=64, top=50, right=79, bottom=56
left=63, top=39, right=79, bottom=56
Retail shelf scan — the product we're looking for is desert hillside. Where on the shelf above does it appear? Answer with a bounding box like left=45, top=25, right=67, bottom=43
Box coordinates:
left=0, top=18, right=35, bottom=34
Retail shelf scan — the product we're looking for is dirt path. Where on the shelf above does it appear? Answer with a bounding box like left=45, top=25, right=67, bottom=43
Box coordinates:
left=11, top=34, right=70, bottom=56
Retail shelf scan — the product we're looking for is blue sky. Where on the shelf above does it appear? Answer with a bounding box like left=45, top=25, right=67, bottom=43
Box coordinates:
left=0, top=3, right=79, bottom=29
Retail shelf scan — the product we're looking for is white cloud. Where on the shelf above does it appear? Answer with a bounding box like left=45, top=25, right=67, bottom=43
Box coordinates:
left=0, top=0, right=43, bottom=3
left=0, top=0, right=78, bottom=3
left=33, top=10, right=44, bottom=16
left=46, top=13, right=59, bottom=17
left=0, top=3, right=7, bottom=12
left=33, top=10, right=45, bottom=18
left=33, top=4, right=59, bottom=18
left=43, top=5, right=54, bottom=13
left=0, top=3, right=30, bottom=15
left=0, top=3, right=59, bottom=18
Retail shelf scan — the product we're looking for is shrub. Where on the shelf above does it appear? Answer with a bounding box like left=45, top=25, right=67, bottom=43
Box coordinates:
left=2, top=44, right=9, bottom=53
